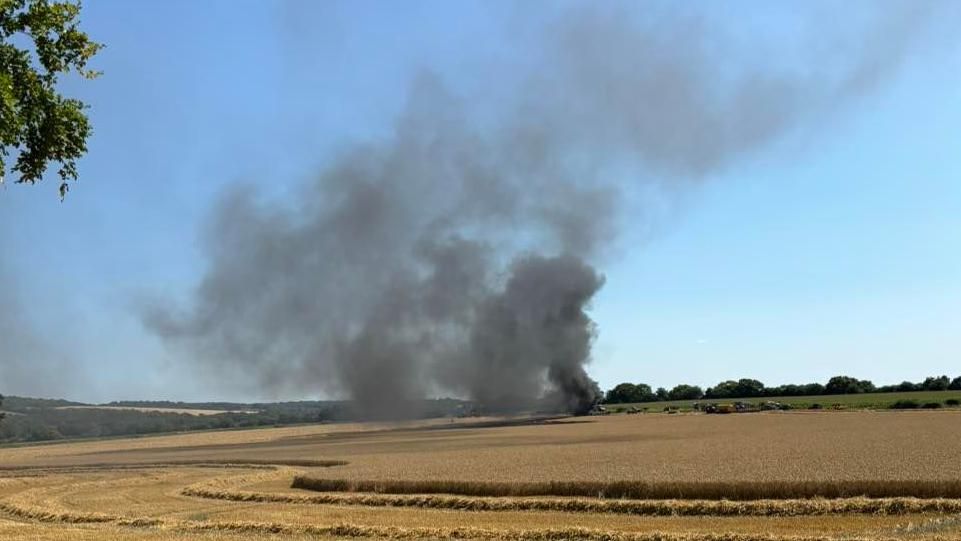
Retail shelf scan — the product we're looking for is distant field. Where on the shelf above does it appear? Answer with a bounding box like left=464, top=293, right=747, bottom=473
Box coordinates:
left=54, top=406, right=260, bottom=416
left=608, top=389, right=961, bottom=412
left=2, top=412, right=961, bottom=540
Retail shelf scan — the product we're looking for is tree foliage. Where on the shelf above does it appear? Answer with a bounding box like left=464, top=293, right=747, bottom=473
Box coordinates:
left=604, top=374, right=961, bottom=404
left=766, top=383, right=825, bottom=396
left=667, top=384, right=703, bottom=401
left=705, top=378, right=765, bottom=399
left=0, top=0, right=101, bottom=199
left=604, top=383, right=656, bottom=404
left=825, top=376, right=875, bottom=395
left=0, top=397, right=478, bottom=443
left=921, top=375, right=951, bottom=391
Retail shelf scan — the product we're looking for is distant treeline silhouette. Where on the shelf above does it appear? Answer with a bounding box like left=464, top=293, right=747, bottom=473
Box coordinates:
left=603, top=375, right=961, bottom=404
left=0, top=397, right=468, bottom=443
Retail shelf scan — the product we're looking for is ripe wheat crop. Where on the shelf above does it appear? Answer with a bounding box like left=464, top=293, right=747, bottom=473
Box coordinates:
left=290, top=476, right=961, bottom=500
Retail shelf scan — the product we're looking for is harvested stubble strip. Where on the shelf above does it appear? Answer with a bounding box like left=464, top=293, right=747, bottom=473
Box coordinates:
left=291, top=476, right=961, bottom=500
left=0, top=501, right=116, bottom=524
left=180, top=520, right=896, bottom=541
left=0, top=498, right=893, bottom=541
left=186, top=484, right=961, bottom=516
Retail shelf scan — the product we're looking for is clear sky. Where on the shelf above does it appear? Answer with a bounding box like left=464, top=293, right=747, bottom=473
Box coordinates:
left=0, top=1, right=959, bottom=402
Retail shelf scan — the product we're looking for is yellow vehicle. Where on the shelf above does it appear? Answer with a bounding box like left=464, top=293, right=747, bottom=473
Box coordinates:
left=705, top=403, right=736, bottom=414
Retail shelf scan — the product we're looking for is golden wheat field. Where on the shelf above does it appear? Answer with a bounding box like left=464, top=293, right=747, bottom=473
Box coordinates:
left=2, top=411, right=961, bottom=540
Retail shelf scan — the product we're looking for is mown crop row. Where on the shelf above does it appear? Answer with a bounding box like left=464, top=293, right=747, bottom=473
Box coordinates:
left=0, top=497, right=906, bottom=541
left=292, top=476, right=961, bottom=500
left=183, top=521, right=898, bottom=541
left=0, top=464, right=948, bottom=541
left=186, top=482, right=961, bottom=516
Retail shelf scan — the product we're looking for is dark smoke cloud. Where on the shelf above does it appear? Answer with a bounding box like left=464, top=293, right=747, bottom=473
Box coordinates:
left=143, top=3, right=948, bottom=417
left=143, top=72, right=611, bottom=417
left=451, top=255, right=604, bottom=414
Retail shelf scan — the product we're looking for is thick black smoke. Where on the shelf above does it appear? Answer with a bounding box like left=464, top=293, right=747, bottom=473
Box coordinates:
left=143, top=3, right=950, bottom=418
left=143, top=74, right=613, bottom=417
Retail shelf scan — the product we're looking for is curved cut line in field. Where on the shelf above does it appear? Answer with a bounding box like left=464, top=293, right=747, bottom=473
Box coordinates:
left=291, top=476, right=961, bottom=500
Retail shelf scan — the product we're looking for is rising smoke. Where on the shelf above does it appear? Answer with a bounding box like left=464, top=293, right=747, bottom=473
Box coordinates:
left=0, top=264, right=80, bottom=398
left=143, top=3, right=950, bottom=418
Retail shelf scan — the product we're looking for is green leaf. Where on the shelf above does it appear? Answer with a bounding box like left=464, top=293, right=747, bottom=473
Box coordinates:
left=0, top=0, right=100, bottom=197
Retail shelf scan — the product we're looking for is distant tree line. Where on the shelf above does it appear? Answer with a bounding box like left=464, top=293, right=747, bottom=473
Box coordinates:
left=0, top=396, right=473, bottom=443
left=0, top=405, right=343, bottom=443
left=603, top=375, right=961, bottom=404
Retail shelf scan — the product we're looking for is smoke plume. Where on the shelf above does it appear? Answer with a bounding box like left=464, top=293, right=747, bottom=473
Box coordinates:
left=143, top=3, right=948, bottom=417
left=0, top=264, right=80, bottom=398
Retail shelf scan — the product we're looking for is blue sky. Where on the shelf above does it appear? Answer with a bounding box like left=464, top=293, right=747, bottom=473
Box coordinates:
left=0, top=1, right=958, bottom=402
